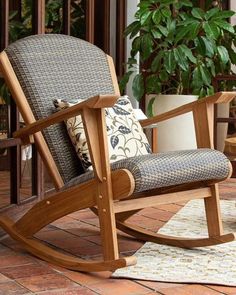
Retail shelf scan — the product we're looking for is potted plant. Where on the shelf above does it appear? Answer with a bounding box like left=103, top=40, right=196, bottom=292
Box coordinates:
left=121, top=0, right=236, bottom=151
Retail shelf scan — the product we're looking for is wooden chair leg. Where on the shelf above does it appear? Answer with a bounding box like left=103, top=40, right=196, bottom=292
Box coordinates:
left=96, top=190, right=120, bottom=261
left=204, top=184, right=223, bottom=237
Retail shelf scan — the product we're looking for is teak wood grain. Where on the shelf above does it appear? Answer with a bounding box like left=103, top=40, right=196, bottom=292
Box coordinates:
left=13, top=94, right=119, bottom=140
left=114, top=187, right=212, bottom=213
left=140, top=92, right=236, bottom=128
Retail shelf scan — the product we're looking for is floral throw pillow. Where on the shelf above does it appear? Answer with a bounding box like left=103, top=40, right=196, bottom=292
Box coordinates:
left=54, top=95, right=152, bottom=170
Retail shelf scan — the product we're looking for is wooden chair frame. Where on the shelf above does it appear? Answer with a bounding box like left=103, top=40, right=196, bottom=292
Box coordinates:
left=0, top=50, right=235, bottom=272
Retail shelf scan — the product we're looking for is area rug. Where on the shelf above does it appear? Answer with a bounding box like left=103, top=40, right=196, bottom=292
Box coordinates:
left=112, top=199, right=236, bottom=286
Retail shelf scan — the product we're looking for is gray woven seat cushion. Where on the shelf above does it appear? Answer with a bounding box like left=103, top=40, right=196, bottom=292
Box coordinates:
left=65, top=149, right=230, bottom=193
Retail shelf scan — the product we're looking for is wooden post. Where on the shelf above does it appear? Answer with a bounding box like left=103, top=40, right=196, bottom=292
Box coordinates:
left=86, top=0, right=95, bottom=43
left=103, top=0, right=110, bottom=54
left=63, top=0, right=71, bottom=35
left=31, top=0, right=45, bottom=199
left=9, top=101, right=21, bottom=204
left=116, top=0, right=126, bottom=79
left=32, top=0, right=45, bottom=34
left=0, top=0, right=9, bottom=52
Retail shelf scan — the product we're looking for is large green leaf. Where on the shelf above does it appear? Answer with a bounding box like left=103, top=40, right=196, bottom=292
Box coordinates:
left=217, top=46, right=230, bottom=65
left=132, top=73, right=144, bottom=101
left=214, top=10, right=235, bottom=19
left=201, top=36, right=215, bottom=58
left=140, top=10, right=152, bottom=25
left=131, top=36, right=141, bottom=57
left=203, top=21, right=220, bottom=40
left=179, top=44, right=196, bottom=63
left=206, top=58, right=216, bottom=76
left=199, top=65, right=211, bottom=86
left=178, top=0, right=192, bottom=7
left=158, top=25, right=168, bottom=37
left=124, top=21, right=140, bottom=37
left=141, top=34, right=153, bottom=60
left=151, top=29, right=162, bottom=39
left=206, top=85, right=215, bottom=96
left=214, top=20, right=235, bottom=33
left=147, top=97, right=156, bottom=118
left=119, top=71, right=133, bottom=93
left=138, top=2, right=150, bottom=9
left=146, top=75, right=161, bottom=94
left=199, top=87, right=207, bottom=98
left=164, top=50, right=176, bottom=74
left=190, top=22, right=201, bottom=40
left=173, top=47, right=188, bottom=71
left=160, top=0, right=176, bottom=5
left=194, top=37, right=205, bottom=56
left=191, top=8, right=204, bottom=20
left=192, top=67, right=203, bottom=88
left=151, top=51, right=164, bottom=72
left=174, top=1, right=192, bottom=9
left=205, top=7, right=220, bottom=20
left=152, top=10, right=162, bottom=25
left=175, top=25, right=191, bottom=43
left=159, top=70, right=169, bottom=82
left=161, top=7, right=171, bottom=18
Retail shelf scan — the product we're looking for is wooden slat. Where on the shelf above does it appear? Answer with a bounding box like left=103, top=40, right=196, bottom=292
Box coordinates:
left=63, top=0, right=71, bottom=35
left=205, top=185, right=223, bottom=237
left=32, top=0, right=45, bottom=34
left=13, top=94, right=119, bottom=139
left=0, top=138, right=21, bottom=149
left=9, top=101, right=20, bottom=204
left=193, top=102, right=214, bottom=149
left=114, top=188, right=212, bottom=213
left=116, top=0, right=126, bottom=78
left=0, top=0, right=9, bottom=51
left=86, top=0, right=95, bottom=43
left=192, top=101, right=224, bottom=238
left=31, top=145, right=44, bottom=200
left=103, top=0, right=110, bottom=54
left=107, top=55, right=121, bottom=95
left=140, top=92, right=236, bottom=128
left=82, top=107, right=119, bottom=260
left=31, top=0, right=46, bottom=200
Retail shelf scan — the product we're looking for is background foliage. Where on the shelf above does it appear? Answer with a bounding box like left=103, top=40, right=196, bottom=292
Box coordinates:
left=121, top=0, right=236, bottom=101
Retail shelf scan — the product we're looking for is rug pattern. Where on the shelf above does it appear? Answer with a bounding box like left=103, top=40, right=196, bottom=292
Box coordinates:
left=113, top=200, right=236, bottom=286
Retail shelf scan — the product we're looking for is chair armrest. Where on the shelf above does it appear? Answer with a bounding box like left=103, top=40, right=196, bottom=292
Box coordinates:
left=13, top=94, right=119, bottom=139
left=140, top=92, right=236, bottom=128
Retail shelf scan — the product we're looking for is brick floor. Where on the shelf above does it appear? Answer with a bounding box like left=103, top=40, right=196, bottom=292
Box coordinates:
left=0, top=180, right=235, bottom=294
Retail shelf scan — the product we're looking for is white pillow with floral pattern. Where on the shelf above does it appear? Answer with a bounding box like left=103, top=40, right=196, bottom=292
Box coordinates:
left=54, top=95, right=151, bottom=170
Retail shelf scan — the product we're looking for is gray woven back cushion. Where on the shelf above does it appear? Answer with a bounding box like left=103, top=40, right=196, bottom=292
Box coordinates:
left=5, top=34, right=115, bottom=183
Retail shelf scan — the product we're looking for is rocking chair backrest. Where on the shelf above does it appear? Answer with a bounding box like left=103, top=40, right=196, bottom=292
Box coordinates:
left=5, top=34, right=116, bottom=183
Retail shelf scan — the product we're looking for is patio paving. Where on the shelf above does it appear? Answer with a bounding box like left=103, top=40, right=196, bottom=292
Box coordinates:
left=0, top=179, right=235, bottom=294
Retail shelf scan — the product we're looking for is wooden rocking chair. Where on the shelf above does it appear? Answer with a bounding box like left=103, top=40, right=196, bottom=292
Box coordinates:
left=0, top=34, right=235, bottom=272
